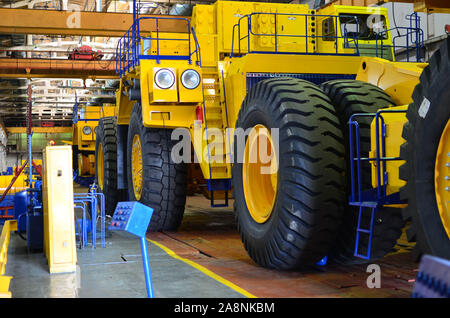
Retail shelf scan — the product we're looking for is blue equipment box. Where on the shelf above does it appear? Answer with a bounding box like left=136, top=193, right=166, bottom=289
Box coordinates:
left=412, top=255, right=450, bottom=298
left=108, top=201, right=153, bottom=238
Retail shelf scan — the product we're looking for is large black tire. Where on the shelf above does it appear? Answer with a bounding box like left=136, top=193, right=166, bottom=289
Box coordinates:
left=95, top=117, right=122, bottom=216
left=233, top=78, right=346, bottom=270
left=321, top=79, right=404, bottom=264
left=400, top=37, right=450, bottom=260
left=127, top=103, right=187, bottom=231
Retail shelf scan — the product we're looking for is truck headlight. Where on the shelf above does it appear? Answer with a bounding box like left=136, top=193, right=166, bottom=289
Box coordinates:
left=155, top=69, right=175, bottom=89
left=181, top=69, right=200, bottom=89
left=82, top=126, right=92, bottom=135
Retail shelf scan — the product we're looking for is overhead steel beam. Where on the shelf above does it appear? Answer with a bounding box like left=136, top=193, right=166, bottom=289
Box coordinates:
left=0, top=58, right=118, bottom=79
left=0, top=8, right=189, bottom=37
left=6, top=126, right=72, bottom=134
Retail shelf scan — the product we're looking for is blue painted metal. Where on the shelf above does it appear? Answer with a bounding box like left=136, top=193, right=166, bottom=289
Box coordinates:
left=348, top=109, right=407, bottom=259
left=13, top=191, right=27, bottom=231
left=412, top=255, right=450, bottom=298
left=375, top=12, right=424, bottom=62
left=316, top=256, right=327, bottom=266
left=207, top=179, right=231, bottom=208
left=109, top=201, right=154, bottom=298
left=231, top=12, right=361, bottom=57
left=115, top=0, right=202, bottom=76
left=246, top=72, right=356, bottom=91
left=74, top=200, right=88, bottom=248
left=140, top=236, right=154, bottom=298
left=74, top=188, right=106, bottom=249
left=354, top=206, right=377, bottom=260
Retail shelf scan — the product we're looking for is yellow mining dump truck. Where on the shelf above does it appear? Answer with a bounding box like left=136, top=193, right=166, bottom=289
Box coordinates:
left=69, top=102, right=115, bottom=179
left=95, top=0, right=449, bottom=268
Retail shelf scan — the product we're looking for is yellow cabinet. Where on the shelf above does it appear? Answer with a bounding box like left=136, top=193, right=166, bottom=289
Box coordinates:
left=42, top=146, right=77, bottom=274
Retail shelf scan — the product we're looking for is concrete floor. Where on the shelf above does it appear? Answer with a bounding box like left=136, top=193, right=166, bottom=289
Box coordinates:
left=3, top=192, right=418, bottom=298
left=5, top=230, right=245, bottom=298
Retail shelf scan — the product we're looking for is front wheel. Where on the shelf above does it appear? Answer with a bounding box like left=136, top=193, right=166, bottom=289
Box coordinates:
left=127, top=103, right=187, bottom=231
left=400, top=36, right=450, bottom=260
left=233, top=78, right=346, bottom=270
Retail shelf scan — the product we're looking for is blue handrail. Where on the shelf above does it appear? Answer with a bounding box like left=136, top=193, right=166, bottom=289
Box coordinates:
left=375, top=12, right=423, bottom=62
left=116, top=16, right=202, bottom=76
left=348, top=110, right=407, bottom=208
left=231, top=12, right=361, bottom=57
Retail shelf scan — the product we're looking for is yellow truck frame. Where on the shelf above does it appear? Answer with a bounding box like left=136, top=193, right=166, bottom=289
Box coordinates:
left=95, top=0, right=450, bottom=268
left=68, top=104, right=115, bottom=178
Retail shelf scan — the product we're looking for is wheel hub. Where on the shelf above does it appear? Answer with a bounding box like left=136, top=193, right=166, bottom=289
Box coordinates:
left=242, top=124, right=278, bottom=224
left=131, top=134, right=143, bottom=201
left=435, top=119, right=450, bottom=239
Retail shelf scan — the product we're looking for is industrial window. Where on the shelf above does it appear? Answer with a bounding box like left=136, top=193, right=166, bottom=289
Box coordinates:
left=339, top=14, right=388, bottom=41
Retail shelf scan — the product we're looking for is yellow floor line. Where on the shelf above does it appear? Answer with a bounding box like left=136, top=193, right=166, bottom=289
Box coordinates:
left=148, top=238, right=257, bottom=298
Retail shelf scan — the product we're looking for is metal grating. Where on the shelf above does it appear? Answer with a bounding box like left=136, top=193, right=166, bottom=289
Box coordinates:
left=246, top=72, right=357, bottom=91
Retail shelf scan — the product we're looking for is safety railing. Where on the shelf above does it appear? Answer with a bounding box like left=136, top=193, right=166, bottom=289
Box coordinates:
left=375, top=13, right=423, bottom=62
left=73, top=185, right=106, bottom=249
left=348, top=110, right=407, bottom=208
left=375, top=27, right=424, bottom=62
left=115, top=17, right=202, bottom=76
left=231, top=12, right=361, bottom=57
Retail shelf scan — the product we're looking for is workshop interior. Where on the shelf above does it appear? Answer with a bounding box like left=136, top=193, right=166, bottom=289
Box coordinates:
left=0, top=0, right=449, bottom=300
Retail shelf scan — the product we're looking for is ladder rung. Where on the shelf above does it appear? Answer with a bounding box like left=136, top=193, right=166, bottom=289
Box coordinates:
left=357, top=229, right=371, bottom=234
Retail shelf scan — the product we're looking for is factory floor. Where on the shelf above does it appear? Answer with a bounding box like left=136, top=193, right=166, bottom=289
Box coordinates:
left=4, top=189, right=418, bottom=298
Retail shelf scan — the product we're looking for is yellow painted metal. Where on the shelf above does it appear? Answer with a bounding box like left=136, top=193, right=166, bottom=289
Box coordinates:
left=129, top=60, right=202, bottom=128
left=73, top=106, right=115, bottom=152
left=317, top=5, right=394, bottom=60
left=435, top=119, right=450, bottom=239
left=6, top=127, right=73, bottom=134
left=78, top=153, right=95, bottom=177
left=115, top=0, right=428, bottom=188
left=356, top=57, right=427, bottom=105
left=222, top=54, right=363, bottom=130
left=243, top=125, right=278, bottom=223
left=0, top=173, right=27, bottom=195
left=323, top=0, right=450, bottom=13
left=0, top=220, right=16, bottom=298
left=131, top=135, right=144, bottom=201
left=370, top=105, right=408, bottom=198
left=42, top=146, right=77, bottom=274
left=72, top=105, right=115, bottom=177
left=0, top=8, right=189, bottom=37
left=97, top=143, right=104, bottom=191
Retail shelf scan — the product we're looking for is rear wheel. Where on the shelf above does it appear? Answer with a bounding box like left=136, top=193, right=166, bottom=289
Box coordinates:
left=95, top=117, right=121, bottom=216
left=321, top=79, right=404, bottom=264
left=400, top=37, right=450, bottom=260
left=127, top=103, right=187, bottom=231
left=233, top=78, right=346, bottom=269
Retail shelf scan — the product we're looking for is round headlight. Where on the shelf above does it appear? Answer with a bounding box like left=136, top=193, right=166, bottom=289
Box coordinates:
left=181, top=69, right=201, bottom=89
left=154, top=69, right=175, bottom=89
left=82, top=126, right=92, bottom=135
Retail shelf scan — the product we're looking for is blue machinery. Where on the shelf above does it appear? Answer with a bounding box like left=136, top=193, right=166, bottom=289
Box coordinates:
left=348, top=109, right=407, bottom=259
left=109, top=201, right=155, bottom=298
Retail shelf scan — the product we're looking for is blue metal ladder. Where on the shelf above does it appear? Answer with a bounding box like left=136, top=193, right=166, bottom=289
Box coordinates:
left=354, top=205, right=377, bottom=260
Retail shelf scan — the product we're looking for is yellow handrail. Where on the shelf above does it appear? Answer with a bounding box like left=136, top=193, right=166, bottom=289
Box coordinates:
left=0, top=220, right=16, bottom=298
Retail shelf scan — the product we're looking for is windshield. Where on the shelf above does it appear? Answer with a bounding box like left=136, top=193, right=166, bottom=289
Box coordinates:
left=339, top=14, right=388, bottom=41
